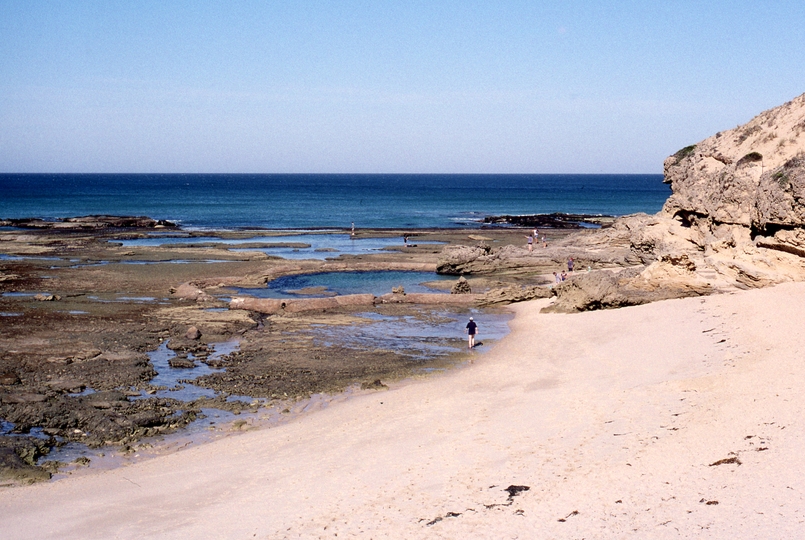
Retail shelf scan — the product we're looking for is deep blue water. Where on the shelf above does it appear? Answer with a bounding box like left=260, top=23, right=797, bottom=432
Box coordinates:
left=0, top=173, right=669, bottom=229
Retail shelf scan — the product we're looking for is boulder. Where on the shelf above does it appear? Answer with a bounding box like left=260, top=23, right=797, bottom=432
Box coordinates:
left=0, top=447, right=51, bottom=484
left=360, top=379, right=388, bottom=390
left=478, top=285, right=552, bottom=305
left=171, top=282, right=213, bottom=302
left=168, top=357, right=196, bottom=369
left=450, top=276, right=472, bottom=294
left=185, top=326, right=202, bottom=340
left=543, top=266, right=711, bottom=313
left=436, top=244, right=492, bottom=274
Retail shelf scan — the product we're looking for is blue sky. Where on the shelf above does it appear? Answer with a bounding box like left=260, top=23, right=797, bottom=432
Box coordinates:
left=1, top=1, right=804, bottom=174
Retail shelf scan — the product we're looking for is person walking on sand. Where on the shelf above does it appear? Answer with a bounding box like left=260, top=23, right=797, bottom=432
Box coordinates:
left=525, top=234, right=533, bottom=252
left=466, top=317, right=478, bottom=349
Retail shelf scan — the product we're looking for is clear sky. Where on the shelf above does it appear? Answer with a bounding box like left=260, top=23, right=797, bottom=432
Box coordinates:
left=1, top=1, right=804, bottom=174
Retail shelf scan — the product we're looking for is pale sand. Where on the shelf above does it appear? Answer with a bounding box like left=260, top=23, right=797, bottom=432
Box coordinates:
left=3, top=283, right=805, bottom=538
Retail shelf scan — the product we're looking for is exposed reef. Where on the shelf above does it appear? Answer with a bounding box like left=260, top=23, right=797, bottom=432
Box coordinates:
left=0, top=215, right=178, bottom=230
left=481, top=213, right=616, bottom=228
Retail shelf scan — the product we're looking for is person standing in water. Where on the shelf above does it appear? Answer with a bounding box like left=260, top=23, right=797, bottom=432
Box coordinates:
left=466, top=317, right=478, bottom=349
left=351, top=222, right=355, bottom=237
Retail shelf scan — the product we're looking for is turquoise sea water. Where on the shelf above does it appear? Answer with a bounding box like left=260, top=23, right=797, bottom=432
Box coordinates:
left=0, top=173, right=669, bottom=229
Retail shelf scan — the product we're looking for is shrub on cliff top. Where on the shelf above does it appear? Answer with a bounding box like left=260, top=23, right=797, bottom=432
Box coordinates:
left=671, top=145, right=696, bottom=166
left=674, top=145, right=696, bottom=159
left=737, top=152, right=763, bottom=165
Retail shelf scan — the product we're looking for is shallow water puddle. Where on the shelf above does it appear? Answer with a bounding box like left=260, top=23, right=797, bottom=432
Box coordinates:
left=0, top=254, right=61, bottom=261
left=86, top=294, right=165, bottom=304
left=238, top=270, right=452, bottom=299
left=1, top=292, right=45, bottom=298
left=308, top=308, right=513, bottom=360
left=115, top=233, right=443, bottom=260
left=138, top=340, right=240, bottom=401
left=37, top=339, right=244, bottom=472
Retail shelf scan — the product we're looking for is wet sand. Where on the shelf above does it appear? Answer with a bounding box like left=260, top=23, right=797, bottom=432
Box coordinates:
left=2, top=282, right=804, bottom=538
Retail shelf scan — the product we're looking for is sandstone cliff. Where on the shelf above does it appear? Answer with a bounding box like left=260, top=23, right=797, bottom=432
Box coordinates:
left=663, top=93, right=805, bottom=232
left=437, top=93, right=805, bottom=312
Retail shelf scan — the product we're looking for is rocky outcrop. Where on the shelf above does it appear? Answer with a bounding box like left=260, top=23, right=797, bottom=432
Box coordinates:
left=436, top=234, right=641, bottom=277
left=171, top=282, right=214, bottom=302
left=376, top=293, right=478, bottom=305
left=482, top=213, right=615, bottom=228
left=1, top=215, right=177, bottom=229
left=230, top=294, right=377, bottom=315
left=546, top=94, right=805, bottom=311
left=436, top=245, right=492, bottom=274
left=663, top=93, right=805, bottom=233
left=450, top=276, right=472, bottom=294
left=478, top=284, right=552, bottom=305
left=185, top=326, right=202, bottom=340
left=544, top=257, right=712, bottom=313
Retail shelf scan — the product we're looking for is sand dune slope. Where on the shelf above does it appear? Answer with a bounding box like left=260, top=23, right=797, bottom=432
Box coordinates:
left=2, top=283, right=805, bottom=538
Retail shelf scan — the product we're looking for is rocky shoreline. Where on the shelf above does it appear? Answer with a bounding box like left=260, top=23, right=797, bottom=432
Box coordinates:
left=0, top=215, right=178, bottom=230
left=0, top=222, right=577, bottom=484
left=481, top=212, right=616, bottom=228
left=2, top=91, right=804, bottom=487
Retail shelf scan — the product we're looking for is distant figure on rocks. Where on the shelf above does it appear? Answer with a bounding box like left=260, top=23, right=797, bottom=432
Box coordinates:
left=567, top=257, right=574, bottom=273
left=561, top=271, right=567, bottom=281
left=466, top=317, right=478, bottom=349
left=525, top=234, right=533, bottom=252
left=553, top=271, right=561, bottom=284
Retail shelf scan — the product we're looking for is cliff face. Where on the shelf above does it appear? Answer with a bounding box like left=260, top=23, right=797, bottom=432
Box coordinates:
left=437, top=93, right=805, bottom=312
left=663, top=93, right=805, bottom=232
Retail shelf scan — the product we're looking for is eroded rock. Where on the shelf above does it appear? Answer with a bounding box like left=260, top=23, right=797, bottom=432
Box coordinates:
left=185, top=326, right=202, bottom=340
left=478, top=285, right=551, bottom=305
left=450, top=276, right=472, bottom=294
left=663, top=93, right=805, bottom=232
left=543, top=266, right=711, bottom=313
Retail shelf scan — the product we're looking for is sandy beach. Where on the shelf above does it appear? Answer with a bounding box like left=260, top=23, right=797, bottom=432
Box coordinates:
left=2, top=281, right=804, bottom=538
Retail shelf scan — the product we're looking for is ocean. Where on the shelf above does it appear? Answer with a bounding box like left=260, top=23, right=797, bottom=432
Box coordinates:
left=0, top=173, right=669, bottom=230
